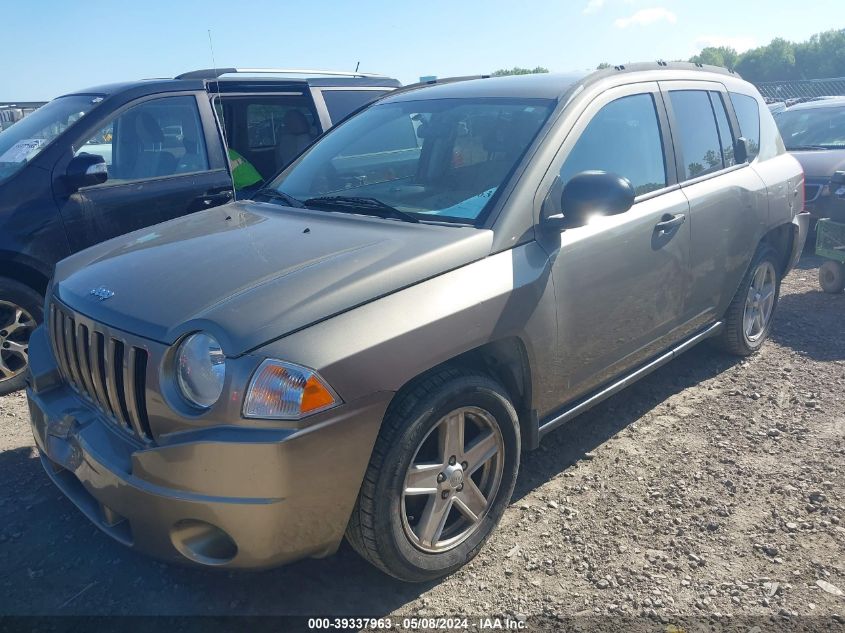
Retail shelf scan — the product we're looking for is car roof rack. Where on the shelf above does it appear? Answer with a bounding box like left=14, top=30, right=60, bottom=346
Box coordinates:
left=377, top=75, right=491, bottom=99
left=175, top=68, right=389, bottom=80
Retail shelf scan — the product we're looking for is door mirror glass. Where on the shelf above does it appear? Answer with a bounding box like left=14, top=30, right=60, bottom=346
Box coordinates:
left=65, top=153, right=108, bottom=190
left=544, top=170, right=635, bottom=228
left=734, top=137, right=749, bottom=164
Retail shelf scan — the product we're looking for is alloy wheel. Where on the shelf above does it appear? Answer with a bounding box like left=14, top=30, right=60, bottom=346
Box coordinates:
left=0, top=301, right=35, bottom=383
left=401, top=406, right=505, bottom=553
left=743, top=261, right=777, bottom=343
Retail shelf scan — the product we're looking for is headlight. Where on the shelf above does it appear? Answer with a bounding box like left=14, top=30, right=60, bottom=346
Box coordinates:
left=175, top=332, right=226, bottom=409
left=243, top=359, right=339, bottom=420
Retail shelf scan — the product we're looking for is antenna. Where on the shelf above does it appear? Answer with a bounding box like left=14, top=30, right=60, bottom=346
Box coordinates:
left=207, top=29, right=235, bottom=192
left=355, top=61, right=360, bottom=73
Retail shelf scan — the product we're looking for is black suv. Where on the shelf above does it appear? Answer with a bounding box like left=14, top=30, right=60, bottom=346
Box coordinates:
left=0, top=68, right=400, bottom=394
left=774, top=97, right=845, bottom=223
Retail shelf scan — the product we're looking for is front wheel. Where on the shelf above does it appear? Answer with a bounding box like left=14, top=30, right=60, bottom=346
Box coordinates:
left=713, top=246, right=781, bottom=356
left=346, top=368, right=520, bottom=582
left=0, top=278, right=42, bottom=396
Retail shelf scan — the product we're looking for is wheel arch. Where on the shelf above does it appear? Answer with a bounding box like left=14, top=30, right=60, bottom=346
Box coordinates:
left=760, top=222, right=796, bottom=277
left=388, top=336, right=536, bottom=451
left=0, top=254, right=50, bottom=297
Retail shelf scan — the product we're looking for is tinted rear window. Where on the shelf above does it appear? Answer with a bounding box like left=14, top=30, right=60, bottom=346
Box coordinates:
left=711, top=92, right=736, bottom=168
left=322, top=90, right=390, bottom=123
left=669, top=90, right=724, bottom=180
left=730, top=92, right=761, bottom=160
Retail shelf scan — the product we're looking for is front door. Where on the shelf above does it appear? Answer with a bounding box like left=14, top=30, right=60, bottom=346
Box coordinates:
left=538, top=83, right=692, bottom=406
left=56, top=93, right=233, bottom=252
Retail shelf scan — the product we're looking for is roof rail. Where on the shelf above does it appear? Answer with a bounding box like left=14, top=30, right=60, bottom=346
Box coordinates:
left=599, top=61, right=737, bottom=77
left=175, top=68, right=388, bottom=80
left=381, top=75, right=491, bottom=99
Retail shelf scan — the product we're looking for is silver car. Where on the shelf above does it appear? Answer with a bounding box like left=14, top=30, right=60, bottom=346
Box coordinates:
left=27, top=62, right=807, bottom=581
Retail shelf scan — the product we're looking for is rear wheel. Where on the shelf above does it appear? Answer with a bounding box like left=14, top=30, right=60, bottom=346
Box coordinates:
left=346, top=368, right=520, bottom=582
left=0, top=278, right=42, bottom=396
left=819, top=260, right=845, bottom=294
left=713, top=246, right=780, bottom=356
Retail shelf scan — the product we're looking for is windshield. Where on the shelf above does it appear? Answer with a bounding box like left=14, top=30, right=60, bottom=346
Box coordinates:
left=0, top=94, right=103, bottom=185
left=266, top=97, right=555, bottom=224
left=775, top=105, right=845, bottom=149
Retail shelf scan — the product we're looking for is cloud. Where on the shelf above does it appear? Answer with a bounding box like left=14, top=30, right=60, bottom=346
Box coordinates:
left=583, top=0, right=605, bottom=14
left=613, top=7, right=677, bottom=28
left=694, top=35, right=758, bottom=53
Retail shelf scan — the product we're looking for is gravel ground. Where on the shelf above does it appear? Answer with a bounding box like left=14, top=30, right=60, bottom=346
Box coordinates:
left=0, top=257, right=843, bottom=631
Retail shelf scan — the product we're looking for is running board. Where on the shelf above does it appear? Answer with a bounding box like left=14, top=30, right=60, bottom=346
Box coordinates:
left=537, top=321, right=724, bottom=440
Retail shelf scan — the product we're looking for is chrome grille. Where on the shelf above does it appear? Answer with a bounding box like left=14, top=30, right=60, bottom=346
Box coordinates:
left=50, top=303, right=152, bottom=442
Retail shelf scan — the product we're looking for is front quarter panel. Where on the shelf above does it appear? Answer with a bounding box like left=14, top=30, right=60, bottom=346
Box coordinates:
left=256, top=242, right=558, bottom=412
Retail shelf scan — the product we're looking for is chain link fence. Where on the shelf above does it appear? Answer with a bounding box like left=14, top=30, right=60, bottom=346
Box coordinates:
left=754, top=77, right=845, bottom=106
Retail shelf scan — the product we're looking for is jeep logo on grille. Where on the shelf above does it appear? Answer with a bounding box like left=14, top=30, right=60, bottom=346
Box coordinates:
left=89, top=287, right=115, bottom=301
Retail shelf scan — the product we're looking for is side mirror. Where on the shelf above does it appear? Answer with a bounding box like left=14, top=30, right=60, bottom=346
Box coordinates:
left=734, top=137, right=749, bottom=164
left=543, top=170, right=635, bottom=229
left=65, top=153, right=108, bottom=190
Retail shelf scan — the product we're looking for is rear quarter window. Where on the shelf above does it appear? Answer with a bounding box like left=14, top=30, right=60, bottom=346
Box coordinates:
left=321, top=90, right=391, bottom=123
left=730, top=92, right=763, bottom=160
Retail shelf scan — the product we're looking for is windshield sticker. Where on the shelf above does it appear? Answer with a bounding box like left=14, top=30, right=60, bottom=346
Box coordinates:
left=0, top=138, right=46, bottom=163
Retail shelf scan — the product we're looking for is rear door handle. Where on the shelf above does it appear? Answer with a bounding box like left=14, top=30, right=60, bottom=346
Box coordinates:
left=654, top=213, right=686, bottom=235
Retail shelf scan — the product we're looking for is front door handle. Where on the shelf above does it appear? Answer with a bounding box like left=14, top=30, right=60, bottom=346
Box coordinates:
left=199, top=190, right=233, bottom=207
left=654, top=213, right=686, bottom=236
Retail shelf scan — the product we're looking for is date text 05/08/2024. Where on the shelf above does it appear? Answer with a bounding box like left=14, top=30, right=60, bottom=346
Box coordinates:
left=307, top=617, right=527, bottom=630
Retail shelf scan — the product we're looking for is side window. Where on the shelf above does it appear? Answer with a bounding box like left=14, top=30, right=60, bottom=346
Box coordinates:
left=77, top=122, right=114, bottom=167
left=710, top=92, right=736, bottom=168
left=559, top=93, right=667, bottom=197
left=669, top=90, right=724, bottom=180
left=246, top=104, right=286, bottom=149
left=243, top=103, right=317, bottom=150
left=321, top=90, right=390, bottom=122
left=76, top=96, right=209, bottom=184
left=729, top=92, right=761, bottom=160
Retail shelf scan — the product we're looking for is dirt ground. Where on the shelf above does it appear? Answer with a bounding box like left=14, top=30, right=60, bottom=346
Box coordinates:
left=0, top=256, right=843, bottom=630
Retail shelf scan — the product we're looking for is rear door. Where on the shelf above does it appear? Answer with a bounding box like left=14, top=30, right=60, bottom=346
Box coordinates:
left=56, top=92, right=233, bottom=252
left=213, top=92, right=321, bottom=182
left=659, top=81, right=770, bottom=330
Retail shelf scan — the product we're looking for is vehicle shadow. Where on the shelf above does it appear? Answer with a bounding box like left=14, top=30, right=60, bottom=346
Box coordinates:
left=512, top=344, right=738, bottom=501
left=769, top=286, right=845, bottom=361
left=794, top=253, right=824, bottom=271
left=0, top=344, right=741, bottom=617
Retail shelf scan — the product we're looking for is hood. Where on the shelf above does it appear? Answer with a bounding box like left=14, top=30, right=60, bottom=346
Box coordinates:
left=789, top=148, right=845, bottom=179
left=54, top=202, right=494, bottom=355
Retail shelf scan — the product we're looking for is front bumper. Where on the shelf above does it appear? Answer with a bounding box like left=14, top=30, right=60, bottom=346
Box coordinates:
left=27, top=326, right=391, bottom=569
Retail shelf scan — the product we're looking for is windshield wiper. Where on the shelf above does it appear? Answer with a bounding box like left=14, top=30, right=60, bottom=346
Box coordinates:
left=252, top=188, right=305, bottom=208
left=303, top=196, right=420, bottom=223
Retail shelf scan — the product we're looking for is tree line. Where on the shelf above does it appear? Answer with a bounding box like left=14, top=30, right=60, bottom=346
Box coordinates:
left=493, top=29, right=845, bottom=84
left=689, top=29, right=845, bottom=83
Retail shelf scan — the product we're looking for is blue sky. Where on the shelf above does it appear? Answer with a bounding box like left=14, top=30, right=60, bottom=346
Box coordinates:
left=3, top=0, right=838, bottom=100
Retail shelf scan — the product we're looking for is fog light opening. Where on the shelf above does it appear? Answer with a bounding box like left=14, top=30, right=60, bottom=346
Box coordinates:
left=170, top=519, right=237, bottom=565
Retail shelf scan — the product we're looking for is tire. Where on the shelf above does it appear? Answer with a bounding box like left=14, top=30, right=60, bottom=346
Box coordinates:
left=819, top=260, right=845, bottom=294
left=712, top=245, right=781, bottom=356
left=346, top=367, right=520, bottom=582
left=0, top=277, right=43, bottom=396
